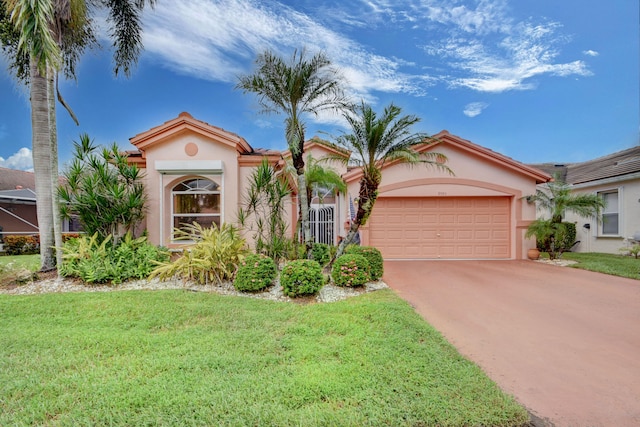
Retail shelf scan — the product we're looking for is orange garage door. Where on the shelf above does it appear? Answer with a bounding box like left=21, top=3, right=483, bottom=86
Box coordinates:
left=368, top=197, right=510, bottom=259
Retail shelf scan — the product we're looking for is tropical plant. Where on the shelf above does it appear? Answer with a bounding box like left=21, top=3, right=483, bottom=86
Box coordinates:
left=525, top=178, right=605, bottom=259
left=619, top=244, right=640, bottom=259
left=1, top=0, right=155, bottom=272
left=280, top=259, right=324, bottom=297
left=525, top=220, right=577, bottom=260
left=237, top=48, right=349, bottom=256
left=331, top=101, right=451, bottom=258
left=331, top=254, right=370, bottom=287
left=237, top=159, right=291, bottom=263
left=234, top=253, right=277, bottom=292
left=150, top=223, right=249, bottom=285
left=59, top=232, right=168, bottom=284
left=58, top=134, right=147, bottom=245
left=345, top=245, right=384, bottom=280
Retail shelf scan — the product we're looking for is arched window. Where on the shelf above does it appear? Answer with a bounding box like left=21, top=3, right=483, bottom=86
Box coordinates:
left=172, top=178, right=221, bottom=235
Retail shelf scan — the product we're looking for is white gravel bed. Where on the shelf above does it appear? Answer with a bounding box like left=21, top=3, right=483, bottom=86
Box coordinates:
left=0, top=276, right=388, bottom=303
left=533, top=258, right=578, bottom=267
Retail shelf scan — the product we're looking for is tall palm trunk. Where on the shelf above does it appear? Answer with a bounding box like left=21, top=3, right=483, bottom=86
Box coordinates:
left=30, top=58, right=55, bottom=271
left=292, top=151, right=313, bottom=256
left=48, top=69, right=63, bottom=274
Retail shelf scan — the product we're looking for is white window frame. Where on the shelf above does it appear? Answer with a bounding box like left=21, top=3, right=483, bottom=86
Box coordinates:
left=597, top=188, right=621, bottom=237
left=171, top=177, right=223, bottom=241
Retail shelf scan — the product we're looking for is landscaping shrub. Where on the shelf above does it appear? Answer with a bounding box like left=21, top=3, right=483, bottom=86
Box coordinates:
left=619, top=244, right=640, bottom=259
left=345, top=245, right=384, bottom=280
left=331, top=254, right=370, bottom=287
left=280, top=259, right=323, bottom=297
left=150, top=223, right=248, bottom=285
left=62, top=233, right=82, bottom=242
left=3, top=235, right=39, bottom=255
left=534, top=221, right=578, bottom=258
left=234, top=254, right=277, bottom=292
left=60, top=233, right=169, bottom=284
left=311, top=243, right=331, bottom=267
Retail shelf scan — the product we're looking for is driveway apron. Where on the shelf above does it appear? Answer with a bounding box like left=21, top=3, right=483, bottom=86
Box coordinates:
left=384, top=260, right=640, bottom=427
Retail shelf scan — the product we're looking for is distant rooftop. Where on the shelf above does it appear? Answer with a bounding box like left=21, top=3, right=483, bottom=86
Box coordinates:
left=529, top=145, right=640, bottom=185
left=0, top=167, right=35, bottom=191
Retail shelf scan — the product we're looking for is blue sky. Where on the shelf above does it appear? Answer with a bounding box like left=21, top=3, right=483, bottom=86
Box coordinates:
left=1, top=0, right=638, bottom=171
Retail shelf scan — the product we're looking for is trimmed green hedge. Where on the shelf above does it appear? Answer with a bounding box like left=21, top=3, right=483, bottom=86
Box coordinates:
left=280, top=259, right=324, bottom=297
left=234, top=254, right=277, bottom=292
left=332, top=254, right=370, bottom=287
left=345, top=245, right=383, bottom=280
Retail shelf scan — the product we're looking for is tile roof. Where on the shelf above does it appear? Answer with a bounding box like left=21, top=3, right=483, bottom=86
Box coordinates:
left=529, top=145, right=640, bottom=185
left=0, top=167, right=35, bottom=191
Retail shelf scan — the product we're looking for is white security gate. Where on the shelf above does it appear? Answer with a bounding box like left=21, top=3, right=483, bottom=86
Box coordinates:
left=309, top=204, right=335, bottom=245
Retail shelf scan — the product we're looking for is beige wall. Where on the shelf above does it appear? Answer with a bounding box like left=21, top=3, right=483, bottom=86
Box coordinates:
left=345, top=142, right=541, bottom=259
left=132, top=117, right=545, bottom=259
left=141, top=132, right=241, bottom=248
left=565, top=177, right=640, bottom=254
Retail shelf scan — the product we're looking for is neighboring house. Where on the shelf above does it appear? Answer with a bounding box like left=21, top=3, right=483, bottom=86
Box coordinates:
left=0, top=167, right=80, bottom=242
left=0, top=167, right=39, bottom=239
left=127, top=112, right=550, bottom=259
left=531, top=146, right=640, bottom=254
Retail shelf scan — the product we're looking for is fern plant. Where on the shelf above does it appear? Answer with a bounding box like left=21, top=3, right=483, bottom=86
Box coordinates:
left=150, top=223, right=249, bottom=285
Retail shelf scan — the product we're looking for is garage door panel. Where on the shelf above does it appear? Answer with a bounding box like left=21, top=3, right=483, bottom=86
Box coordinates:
left=370, top=197, right=511, bottom=259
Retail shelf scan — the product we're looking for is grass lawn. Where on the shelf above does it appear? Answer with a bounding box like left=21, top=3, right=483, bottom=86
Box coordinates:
left=0, top=254, right=40, bottom=271
left=0, top=289, right=529, bottom=426
left=560, top=252, right=640, bottom=280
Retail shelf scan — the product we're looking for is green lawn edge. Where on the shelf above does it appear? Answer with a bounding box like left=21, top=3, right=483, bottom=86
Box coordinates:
left=0, top=289, right=529, bottom=426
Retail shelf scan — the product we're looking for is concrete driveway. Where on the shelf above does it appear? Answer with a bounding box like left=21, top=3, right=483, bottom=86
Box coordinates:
left=383, top=260, right=640, bottom=427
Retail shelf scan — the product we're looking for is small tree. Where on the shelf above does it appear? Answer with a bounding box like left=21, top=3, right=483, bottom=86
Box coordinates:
left=237, top=48, right=349, bottom=256
left=237, top=159, right=291, bottom=263
left=58, top=133, right=147, bottom=245
left=525, top=178, right=605, bottom=259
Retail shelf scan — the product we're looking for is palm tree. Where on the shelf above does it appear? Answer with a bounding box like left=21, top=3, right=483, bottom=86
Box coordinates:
left=525, top=177, right=605, bottom=259
left=4, top=0, right=62, bottom=271
left=332, top=101, right=452, bottom=258
left=304, top=154, right=347, bottom=205
left=2, top=0, right=154, bottom=271
left=285, top=153, right=347, bottom=239
left=236, top=49, right=349, bottom=255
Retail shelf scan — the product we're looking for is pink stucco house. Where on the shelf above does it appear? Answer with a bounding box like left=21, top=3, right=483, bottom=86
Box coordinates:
left=126, top=112, right=550, bottom=259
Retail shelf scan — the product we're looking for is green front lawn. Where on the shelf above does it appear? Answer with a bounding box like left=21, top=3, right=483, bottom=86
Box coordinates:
left=561, top=252, right=640, bottom=280
left=0, top=254, right=40, bottom=271
left=0, top=290, right=529, bottom=426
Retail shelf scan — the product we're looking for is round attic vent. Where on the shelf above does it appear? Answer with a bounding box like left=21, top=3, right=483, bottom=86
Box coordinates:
left=185, top=142, right=198, bottom=157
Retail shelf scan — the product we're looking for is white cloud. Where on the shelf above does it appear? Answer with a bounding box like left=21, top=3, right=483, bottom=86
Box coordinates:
left=425, top=19, right=591, bottom=92
left=128, top=0, right=591, bottom=102
left=463, top=102, right=489, bottom=117
left=139, top=0, right=414, bottom=100
left=0, top=147, right=33, bottom=171
left=583, top=49, right=599, bottom=57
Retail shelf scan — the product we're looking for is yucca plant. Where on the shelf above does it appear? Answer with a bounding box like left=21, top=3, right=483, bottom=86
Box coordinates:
left=237, top=159, right=290, bottom=263
left=150, top=223, right=249, bottom=285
